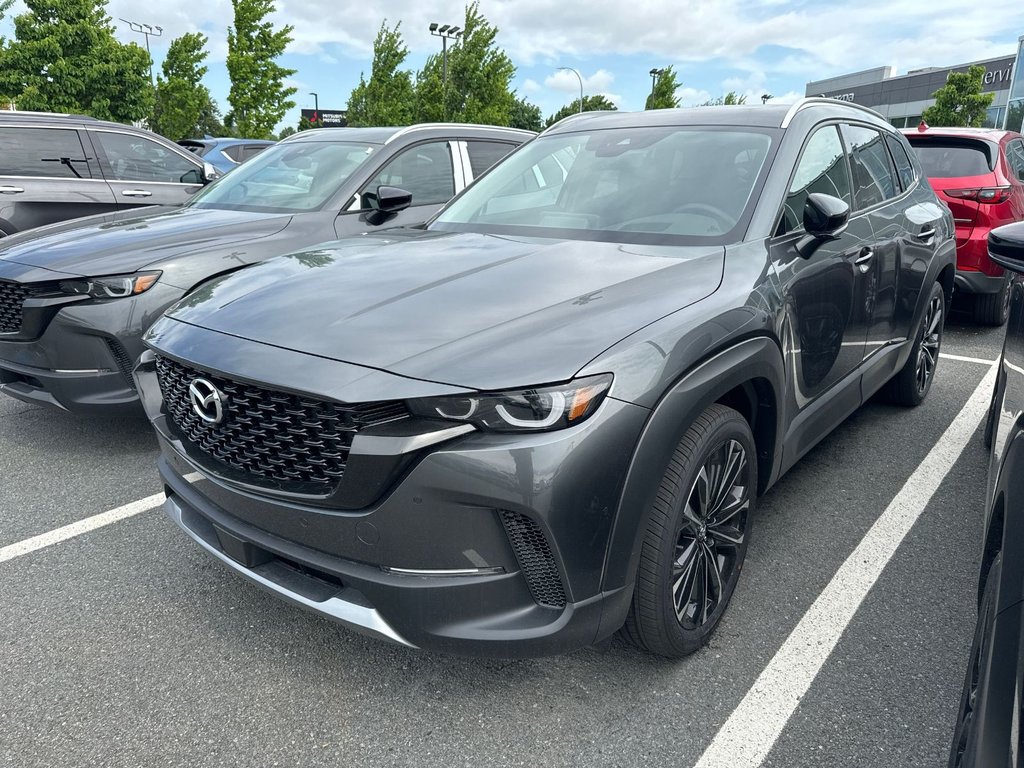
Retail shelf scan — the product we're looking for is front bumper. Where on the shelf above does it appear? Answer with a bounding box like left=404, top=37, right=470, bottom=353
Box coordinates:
left=143, top=353, right=649, bottom=657
left=0, top=276, right=184, bottom=415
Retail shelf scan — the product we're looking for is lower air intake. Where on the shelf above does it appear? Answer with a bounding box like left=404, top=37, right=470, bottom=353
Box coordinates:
left=499, top=510, right=567, bottom=608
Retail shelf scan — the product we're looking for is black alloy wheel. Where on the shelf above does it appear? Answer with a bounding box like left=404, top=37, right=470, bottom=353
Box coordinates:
left=883, top=281, right=945, bottom=407
left=625, top=403, right=756, bottom=658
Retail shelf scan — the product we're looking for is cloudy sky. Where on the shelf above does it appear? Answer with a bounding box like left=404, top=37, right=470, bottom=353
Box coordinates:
left=5, top=0, right=1024, bottom=131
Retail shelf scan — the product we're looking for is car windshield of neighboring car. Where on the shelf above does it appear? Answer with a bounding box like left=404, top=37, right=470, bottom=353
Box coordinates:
left=430, top=126, right=776, bottom=244
left=907, top=138, right=995, bottom=177
left=189, top=140, right=376, bottom=213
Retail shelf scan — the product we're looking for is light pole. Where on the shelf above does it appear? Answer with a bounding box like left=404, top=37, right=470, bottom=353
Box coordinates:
left=558, top=67, right=584, bottom=113
left=119, top=19, right=163, bottom=83
left=761, top=93, right=773, bottom=105
left=310, top=92, right=319, bottom=125
left=649, top=67, right=666, bottom=95
left=429, top=22, right=463, bottom=88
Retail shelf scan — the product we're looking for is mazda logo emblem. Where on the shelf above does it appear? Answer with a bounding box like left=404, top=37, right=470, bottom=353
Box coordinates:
left=188, top=377, right=226, bottom=424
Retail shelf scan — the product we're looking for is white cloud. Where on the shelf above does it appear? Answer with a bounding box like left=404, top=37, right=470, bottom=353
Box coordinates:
left=675, top=87, right=712, bottom=107
left=543, top=68, right=616, bottom=95
left=522, top=78, right=542, bottom=94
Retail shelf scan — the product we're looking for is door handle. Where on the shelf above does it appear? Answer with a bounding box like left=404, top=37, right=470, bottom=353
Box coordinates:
left=855, top=248, right=874, bottom=273
left=121, top=189, right=153, bottom=198
left=916, top=226, right=936, bottom=243
left=0, top=186, right=24, bottom=194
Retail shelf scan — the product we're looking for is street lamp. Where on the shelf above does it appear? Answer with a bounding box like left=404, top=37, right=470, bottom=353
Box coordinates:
left=557, top=67, right=584, bottom=113
left=310, top=92, right=319, bottom=125
left=429, top=22, right=463, bottom=88
left=649, top=67, right=666, bottom=95
left=761, top=93, right=773, bottom=105
left=119, top=18, right=163, bottom=83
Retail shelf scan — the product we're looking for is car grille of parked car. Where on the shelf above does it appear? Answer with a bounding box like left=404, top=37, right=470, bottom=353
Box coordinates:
left=155, top=356, right=410, bottom=494
left=499, top=510, right=567, bottom=608
left=0, top=281, right=31, bottom=333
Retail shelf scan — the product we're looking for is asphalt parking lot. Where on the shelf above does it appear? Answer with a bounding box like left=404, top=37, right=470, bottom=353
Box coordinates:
left=0, top=308, right=1006, bottom=768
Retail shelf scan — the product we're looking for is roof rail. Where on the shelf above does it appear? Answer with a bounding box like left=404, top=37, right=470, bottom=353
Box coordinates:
left=383, top=122, right=537, bottom=144
left=3, top=109, right=98, bottom=121
left=542, top=110, right=617, bottom=133
left=780, top=97, right=885, bottom=128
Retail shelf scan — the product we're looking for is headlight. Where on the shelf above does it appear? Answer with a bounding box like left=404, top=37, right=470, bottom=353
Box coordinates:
left=408, top=374, right=612, bottom=433
left=58, top=272, right=161, bottom=299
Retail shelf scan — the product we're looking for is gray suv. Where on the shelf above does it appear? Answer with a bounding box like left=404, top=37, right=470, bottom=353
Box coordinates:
left=0, top=112, right=217, bottom=236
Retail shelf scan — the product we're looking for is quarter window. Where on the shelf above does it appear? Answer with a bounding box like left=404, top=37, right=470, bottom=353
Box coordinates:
left=0, top=127, right=93, bottom=179
left=94, top=131, right=202, bottom=184
left=362, top=141, right=455, bottom=207
left=779, top=125, right=851, bottom=236
left=884, top=134, right=916, bottom=191
left=842, top=124, right=898, bottom=208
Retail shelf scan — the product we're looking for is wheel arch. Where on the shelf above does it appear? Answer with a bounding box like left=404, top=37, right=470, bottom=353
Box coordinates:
left=597, top=335, right=786, bottom=606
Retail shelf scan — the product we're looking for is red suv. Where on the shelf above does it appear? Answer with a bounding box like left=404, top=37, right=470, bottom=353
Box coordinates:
left=904, top=126, right=1024, bottom=325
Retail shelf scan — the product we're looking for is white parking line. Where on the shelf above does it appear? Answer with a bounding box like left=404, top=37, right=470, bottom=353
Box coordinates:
left=940, top=352, right=999, bottom=366
left=694, top=362, right=997, bottom=768
left=0, top=493, right=164, bottom=565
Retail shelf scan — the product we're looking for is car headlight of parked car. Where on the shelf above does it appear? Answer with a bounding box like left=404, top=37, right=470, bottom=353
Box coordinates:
left=57, top=272, right=162, bottom=300
left=407, top=374, right=612, bottom=433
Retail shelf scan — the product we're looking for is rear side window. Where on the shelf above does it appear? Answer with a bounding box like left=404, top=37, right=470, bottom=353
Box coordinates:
left=220, top=145, right=243, bottom=162
left=884, top=134, right=916, bottom=191
left=0, top=127, right=93, bottom=179
left=242, top=144, right=270, bottom=162
left=779, top=125, right=851, bottom=235
left=842, top=124, right=898, bottom=209
left=907, top=138, right=994, bottom=178
left=466, top=141, right=516, bottom=178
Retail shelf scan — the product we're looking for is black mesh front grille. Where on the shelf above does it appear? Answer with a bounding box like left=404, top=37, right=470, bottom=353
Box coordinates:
left=105, top=339, right=137, bottom=391
left=499, top=510, right=567, bottom=608
left=0, top=281, right=30, bottom=333
left=155, top=355, right=409, bottom=494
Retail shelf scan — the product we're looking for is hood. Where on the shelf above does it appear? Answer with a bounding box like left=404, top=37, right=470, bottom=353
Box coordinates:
left=0, top=206, right=292, bottom=278
left=166, top=230, right=724, bottom=390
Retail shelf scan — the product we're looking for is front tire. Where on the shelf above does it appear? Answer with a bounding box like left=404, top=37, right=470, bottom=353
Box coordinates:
left=624, top=404, right=756, bottom=658
left=883, top=281, right=945, bottom=407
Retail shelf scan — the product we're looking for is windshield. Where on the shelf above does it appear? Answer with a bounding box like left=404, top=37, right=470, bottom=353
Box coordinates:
left=431, top=126, right=775, bottom=244
left=190, top=140, right=377, bottom=213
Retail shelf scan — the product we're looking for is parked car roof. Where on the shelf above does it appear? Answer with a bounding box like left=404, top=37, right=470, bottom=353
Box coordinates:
left=901, top=125, right=1021, bottom=142
left=282, top=124, right=536, bottom=146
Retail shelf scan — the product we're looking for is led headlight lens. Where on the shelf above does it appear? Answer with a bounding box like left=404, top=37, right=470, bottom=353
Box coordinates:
left=59, top=272, right=161, bottom=299
left=408, top=374, right=612, bottom=433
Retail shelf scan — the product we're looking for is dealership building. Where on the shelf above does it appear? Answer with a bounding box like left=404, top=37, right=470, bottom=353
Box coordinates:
left=805, top=35, right=1024, bottom=132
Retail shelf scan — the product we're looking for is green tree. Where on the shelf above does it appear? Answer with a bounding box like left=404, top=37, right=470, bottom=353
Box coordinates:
left=545, top=94, right=617, bottom=127
left=278, top=125, right=296, bottom=139
left=150, top=33, right=214, bottom=141
left=297, top=115, right=316, bottom=131
left=196, top=95, right=227, bottom=136
left=509, top=95, right=543, bottom=132
left=646, top=66, right=681, bottom=109
left=0, top=0, right=153, bottom=123
left=699, top=91, right=748, bottom=106
left=922, top=65, right=994, bottom=127
left=413, top=2, right=515, bottom=125
left=226, top=0, right=297, bottom=138
left=346, top=21, right=415, bottom=127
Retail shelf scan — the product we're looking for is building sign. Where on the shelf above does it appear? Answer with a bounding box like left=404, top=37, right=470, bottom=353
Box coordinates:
left=300, top=109, right=348, bottom=127
left=832, top=93, right=856, bottom=102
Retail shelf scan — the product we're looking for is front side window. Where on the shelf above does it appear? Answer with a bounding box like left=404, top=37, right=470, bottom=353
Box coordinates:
left=361, top=141, right=455, bottom=207
left=842, top=124, right=898, bottom=209
left=94, top=131, right=202, bottom=184
left=778, top=125, right=851, bottom=236
left=190, top=140, right=376, bottom=213
left=0, top=127, right=92, bottom=179
left=432, top=127, right=775, bottom=244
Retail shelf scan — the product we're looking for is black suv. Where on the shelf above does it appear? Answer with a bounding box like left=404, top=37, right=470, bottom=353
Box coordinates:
left=0, top=123, right=531, bottom=415
left=138, top=100, right=955, bottom=658
left=0, top=111, right=217, bottom=236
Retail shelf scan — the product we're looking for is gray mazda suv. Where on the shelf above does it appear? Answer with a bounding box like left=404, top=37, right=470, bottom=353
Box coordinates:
left=138, top=100, right=955, bottom=657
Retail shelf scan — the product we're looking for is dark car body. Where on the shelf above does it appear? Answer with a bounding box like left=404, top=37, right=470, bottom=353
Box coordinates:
left=903, top=126, right=1024, bottom=324
left=178, top=138, right=276, bottom=174
left=948, top=221, right=1024, bottom=766
left=139, top=99, right=955, bottom=658
left=0, top=124, right=532, bottom=415
left=0, top=111, right=218, bottom=238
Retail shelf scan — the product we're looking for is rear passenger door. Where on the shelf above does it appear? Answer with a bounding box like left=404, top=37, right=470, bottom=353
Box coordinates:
left=0, top=125, right=118, bottom=236
left=88, top=129, right=206, bottom=208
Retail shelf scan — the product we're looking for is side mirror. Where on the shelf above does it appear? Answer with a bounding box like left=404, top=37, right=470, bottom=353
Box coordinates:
left=797, top=193, right=850, bottom=258
left=990, top=222, right=1024, bottom=275
left=367, top=185, right=412, bottom=214
left=201, top=161, right=220, bottom=183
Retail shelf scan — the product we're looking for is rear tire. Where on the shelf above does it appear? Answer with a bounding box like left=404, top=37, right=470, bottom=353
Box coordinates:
left=882, top=281, right=945, bottom=407
left=973, top=276, right=1011, bottom=327
left=624, top=404, right=756, bottom=658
